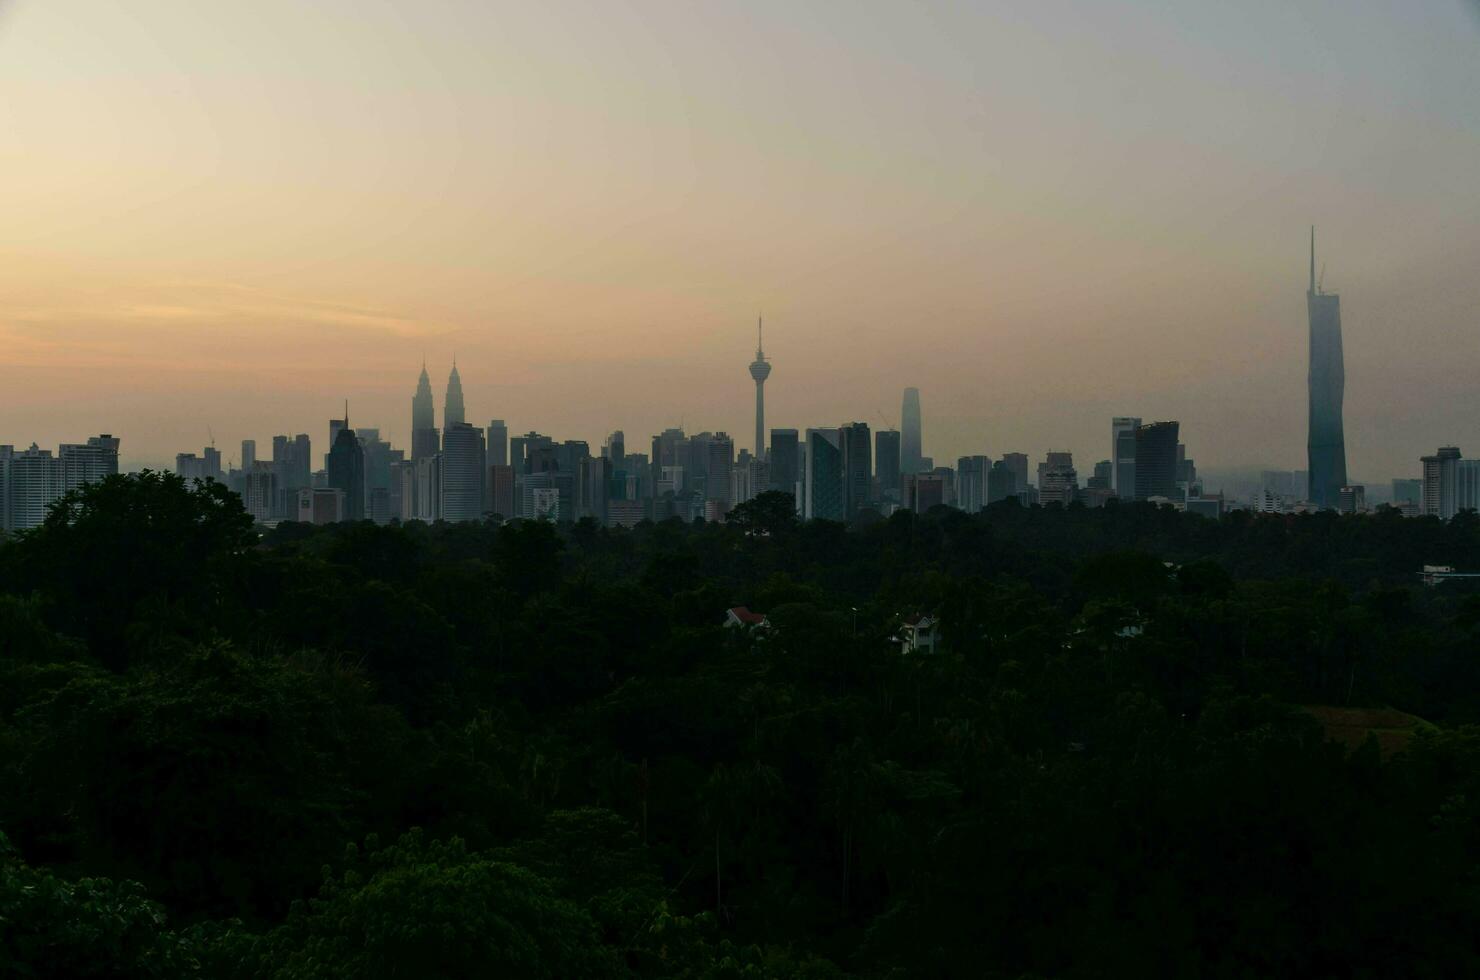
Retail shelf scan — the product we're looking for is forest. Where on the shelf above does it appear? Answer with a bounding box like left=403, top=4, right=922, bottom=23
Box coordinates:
left=4, top=471, right=1480, bottom=978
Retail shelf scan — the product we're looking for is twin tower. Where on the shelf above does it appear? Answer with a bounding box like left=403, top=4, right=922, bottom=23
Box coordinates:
left=411, top=360, right=464, bottom=460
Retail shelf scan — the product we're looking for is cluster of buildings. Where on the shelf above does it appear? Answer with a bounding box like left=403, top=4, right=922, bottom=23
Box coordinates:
left=0, top=436, right=120, bottom=532
left=0, top=235, right=1471, bottom=532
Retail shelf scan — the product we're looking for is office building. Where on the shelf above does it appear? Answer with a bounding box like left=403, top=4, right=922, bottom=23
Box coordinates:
left=901, top=387, right=924, bottom=475
left=241, top=439, right=256, bottom=472
left=803, top=428, right=843, bottom=521
left=487, top=420, right=508, bottom=468
left=602, top=430, right=625, bottom=466
left=1112, top=417, right=1140, bottom=498
left=704, top=432, right=735, bottom=512
left=768, top=429, right=800, bottom=500
left=327, top=411, right=365, bottom=520
left=956, top=456, right=991, bottom=513
left=444, top=361, right=466, bottom=427
left=1392, top=479, right=1422, bottom=507
left=1133, top=422, right=1180, bottom=501
left=999, top=453, right=1029, bottom=496
left=903, top=472, right=946, bottom=512
left=1039, top=453, right=1078, bottom=507
left=439, top=422, right=486, bottom=522
left=244, top=461, right=278, bottom=523
left=1088, top=460, right=1112, bottom=491
left=875, top=429, right=902, bottom=504
left=748, top=318, right=771, bottom=458
left=273, top=434, right=312, bottom=493
left=488, top=464, right=515, bottom=519
left=1460, top=460, right=1480, bottom=515
left=296, top=487, right=345, bottom=526
left=839, top=422, right=871, bottom=518
left=1337, top=485, right=1366, bottom=515
left=1307, top=229, right=1348, bottom=509
left=987, top=460, right=1017, bottom=504
left=579, top=455, right=611, bottom=523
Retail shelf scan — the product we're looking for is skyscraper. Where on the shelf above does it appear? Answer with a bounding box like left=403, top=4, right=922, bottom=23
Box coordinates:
left=272, top=434, right=312, bottom=493
left=9, top=445, right=61, bottom=531
left=439, top=422, right=486, bottom=522
left=241, top=439, right=256, bottom=473
left=768, top=428, right=800, bottom=501
left=487, top=420, right=508, bottom=468
left=748, top=318, right=772, bottom=458
left=444, top=361, right=466, bottom=427
left=803, top=428, right=843, bottom=521
left=875, top=429, right=902, bottom=504
left=413, top=362, right=439, bottom=461
left=1133, top=422, right=1180, bottom=501
left=1000, top=453, right=1029, bottom=496
left=1307, top=228, right=1348, bottom=509
left=839, top=422, right=872, bottom=519
left=901, top=387, right=923, bottom=475
left=327, top=406, right=365, bottom=520
left=1421, top=446, right=1462, bottom=519
left=58, top=435, right=120, bottom=494
left=955, top=455, right=991, bottom=513
left=1111, top=417, right=1140, bottom=497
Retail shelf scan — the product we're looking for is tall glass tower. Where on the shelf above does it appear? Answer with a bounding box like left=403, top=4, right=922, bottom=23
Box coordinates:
left=444, top=360, right=466, bottom=427
left=901, top=387, right=923, bottom=475
left=1307, top=228, right=1347, bottom=509
left=412, top=361, right=439, bottom=461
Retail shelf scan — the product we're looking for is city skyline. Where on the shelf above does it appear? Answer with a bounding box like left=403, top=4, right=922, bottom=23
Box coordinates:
left=3, top=3, right=1480, bottom=477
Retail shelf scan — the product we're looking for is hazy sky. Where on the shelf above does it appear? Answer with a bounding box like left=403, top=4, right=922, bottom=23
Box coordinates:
left=2, top=1, right=1478, bottom=480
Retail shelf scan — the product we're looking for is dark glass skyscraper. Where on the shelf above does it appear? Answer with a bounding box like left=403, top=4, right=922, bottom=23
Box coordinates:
left=1133, top=421, right=1179, bottom=501
left=874, top=429, right=901, bottom=503
left=1307, top=228, right=1347, bottom=509
left=839, top=422, right=871, bottom=518
left=327, top=408, right=365, bottom=520
left=768, top=428, right=799, bottom=500
left=901, top=387, right=923, bottom=475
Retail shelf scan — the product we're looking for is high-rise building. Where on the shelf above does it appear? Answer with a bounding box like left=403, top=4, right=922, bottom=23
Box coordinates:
left=1112, top=417, right=1140, bottom=497
left=1421, top=447, right=1462, bottom=519
left=244, top=461, right=278, bottom=523
left=901, top=388, right=923, bottom=475
left=444, top=361, right=466, bottom=427
left=1038, top=453, right=1078, bottom=507
left=748, top=318, right=772, bottom=458
left=1088, top=460, right=1113, bottom=490
left=439, top=422, right=486, bottom=523
left=296, top=487, right=345, bottom=526
left=1307, top=228, right=1348, bottom=510
left=955, top=456, right=991, bottom=513
left=1392, top=479, right=1422, bottom=507
left=839, top=422, right=872, bottom=519
left=488, top=464, right=515, bottom=519
left=603, top=430, right=625, bottom=466
left=241, top=439, right=256, bottom=473
left=1133, top=422, right=1180, bottom=501
left=903, top=472, right=946, bottom=512
left=487, top=420, right=508, bottom=468
left=987, top=460, right=1017, bottom=504
left=327, top=409, right=365, bottom=521
left=705, top=433, right=735, bottom=512
left=1459, top=460, right=1480, bottom=516
left=273, top=434, right=312, bottom=493
left=803, top=428, right=843, bottom=521
left=875, top=429, right=902, bottom=504
left=768, top=429, right=800, bottom=501
left=579, top=455, right=612, bottom=523
left=412, top=362, right=440, bottom=461
left=0, top=445, right=11, bottom=532
left=58, top=435, right=119, bottom=495
left=1000, top=453, right=1029, bottom=495
left=1337, top=485, right=1366, bottom=515
left=7, top=445, right=61, bottom=531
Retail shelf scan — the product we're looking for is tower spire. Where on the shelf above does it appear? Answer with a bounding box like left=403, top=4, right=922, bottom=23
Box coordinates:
left=1309, top=226, right=1316, bottom=294
left=757, top=314, right=764, bottom=359
left=344, top=399, right=349, bottom=429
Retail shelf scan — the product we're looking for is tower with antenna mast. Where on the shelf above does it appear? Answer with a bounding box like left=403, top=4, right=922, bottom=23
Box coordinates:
left=1306, top=226, right=1347, bottom=509
left=748, top=316, right=772, bottom=459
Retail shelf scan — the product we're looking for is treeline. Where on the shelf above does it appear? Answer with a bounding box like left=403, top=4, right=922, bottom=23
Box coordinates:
left=3, top=473, right=1480, bottom=978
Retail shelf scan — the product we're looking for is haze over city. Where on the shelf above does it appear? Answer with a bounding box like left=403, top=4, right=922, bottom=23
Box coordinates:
left=2, top=1, right=1479, bottom=477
